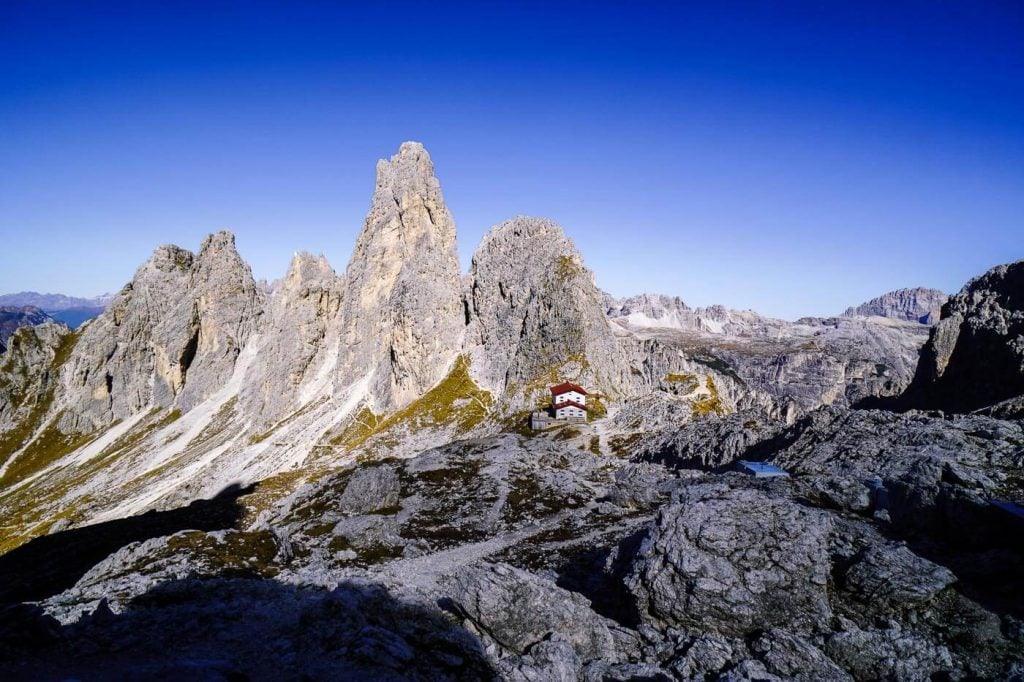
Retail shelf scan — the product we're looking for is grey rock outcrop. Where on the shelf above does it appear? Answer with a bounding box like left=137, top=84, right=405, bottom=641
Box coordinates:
left=466, top=216, right=630, bottom=407
left=842, top=287, right=948, bottom=323
left=824, top=623, right=954, bottom=680
left=336, top=464, right=401, bottom=515
left=57, top=231, right=264, bottom=432
left=241, top=251, right=343, bottom=428
left=609, top=297, right=931, bottom=419
left=903, top=260, right=1024, bottom=412
left=0, top=306, right=57, bottom=353
left=333, top=142, right=465, bottom=412
left=447, top=562, right=617, bottom=661
left=625, top=482, right=834, bottom=636
left=629, top=410, right=782, bottom=471
left=0, top=321, right=72, bottom=456
left=841, top=543, right=956, bottom=613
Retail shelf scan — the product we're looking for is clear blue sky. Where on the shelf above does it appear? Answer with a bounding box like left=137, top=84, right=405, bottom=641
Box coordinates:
left=1, top=1, right=1021, bottom=319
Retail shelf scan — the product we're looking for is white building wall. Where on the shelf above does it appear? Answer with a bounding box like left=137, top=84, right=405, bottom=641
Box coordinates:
left=554, top=390, right=585, bottom=405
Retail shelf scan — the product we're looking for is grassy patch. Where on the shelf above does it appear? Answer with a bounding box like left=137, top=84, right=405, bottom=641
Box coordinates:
left=588, top=436, right=602, bottom=455
left=555, top=254, right=583, bottom=279
left=664, top=373, right=699, bottom=394
left=0, top=414, right=96, bottom=486
left=692, top=376, right=727, bottom=418
left=0, top=331, right=80, bottom=469
left=329, top=406, right=383, bottom=450
left=163, top=529, right=280, bottom=578
left=609, top=432, right=643, bottom=458
left=502, top=474, right=587, bottom=525
left=330, top=356, right=494, bottom=453
left=553, top=426, right=582, bottom=442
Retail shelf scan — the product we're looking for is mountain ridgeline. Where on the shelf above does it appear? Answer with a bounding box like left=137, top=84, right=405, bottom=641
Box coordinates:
left=0, top=142, right=993, bottom=537
left=2, top=142, right=1024, bottom=680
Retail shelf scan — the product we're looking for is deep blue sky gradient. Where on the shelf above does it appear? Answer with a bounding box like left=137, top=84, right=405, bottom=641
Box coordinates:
left=1, top=1, right=1021, bottom=318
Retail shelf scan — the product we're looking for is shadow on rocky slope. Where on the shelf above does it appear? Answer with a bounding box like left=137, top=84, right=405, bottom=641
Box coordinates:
left=0, top=576, right=495, bottom=681
left=0, top=483, right=254, bottom=606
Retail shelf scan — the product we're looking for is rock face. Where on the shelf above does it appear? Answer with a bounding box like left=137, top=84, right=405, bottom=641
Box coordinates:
left=625, top=482, right=834, bottom=636
left=903, top=260, right=1024, bottom=413
left=842, top=287, right=948, bottom=323
left=57, top=232, right=264, bottom=432
left=333, top=142, right=465, bottom=412
left=630, top=410, right=783, bottom=471
left=465, top=216, right=630, bottom=406
left=611, top=306, right=929, bottom=420
left=241, top=251, right=343, bottom=429
left=0, top=306, right=57, bottom=353
left=447, top=563, right=617, bottom=661
left=0, top=321, right=72, bottom=458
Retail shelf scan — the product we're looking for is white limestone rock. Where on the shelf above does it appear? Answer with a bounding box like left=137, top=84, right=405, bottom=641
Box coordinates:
left=240, top=251, right=343, bottom=429
left=56, top=231, right=264, bottom=433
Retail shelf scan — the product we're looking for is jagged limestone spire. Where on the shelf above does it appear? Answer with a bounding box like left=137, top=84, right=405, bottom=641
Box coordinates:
left=334, top=142, right=466, bottom=411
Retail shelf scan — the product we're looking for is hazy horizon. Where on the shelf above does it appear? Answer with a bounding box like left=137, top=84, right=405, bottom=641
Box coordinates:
left=2, top=2, right=1021, bottom=319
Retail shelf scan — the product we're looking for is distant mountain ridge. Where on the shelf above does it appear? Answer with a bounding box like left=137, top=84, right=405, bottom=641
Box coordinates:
left=841, top=287, right=947, bottom=323
left=0, top=292, right=113, bottom=329
left=0, top=292, right=113, bottom=311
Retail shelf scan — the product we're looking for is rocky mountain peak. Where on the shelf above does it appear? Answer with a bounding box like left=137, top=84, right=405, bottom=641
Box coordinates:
left=194, top=230, right=240, bottom=265
left=147, top=244, right=194, bottom=274
left=466, top=216, right=629, bottom=405
left=281, top=251, right=336, bottom=294
left=843, top=287, right=948, bottom=323
left=240, top=251, right=342, bottom=429
left=55, top=232, right=264, bottom=431
left=334, top=142, right=465, bottom=412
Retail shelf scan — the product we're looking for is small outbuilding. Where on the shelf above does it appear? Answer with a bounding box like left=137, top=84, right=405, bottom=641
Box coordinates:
left=530, top=410, right=552, bottom=430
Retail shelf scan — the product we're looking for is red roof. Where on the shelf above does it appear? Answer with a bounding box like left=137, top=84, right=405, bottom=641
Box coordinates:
left=555, top=400, right=588, bottom=412
left=550, top=382, right=588, bottom=397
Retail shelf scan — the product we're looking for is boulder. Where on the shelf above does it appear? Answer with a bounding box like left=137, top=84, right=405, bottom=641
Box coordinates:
left=624, top=482, right=833, bottom=636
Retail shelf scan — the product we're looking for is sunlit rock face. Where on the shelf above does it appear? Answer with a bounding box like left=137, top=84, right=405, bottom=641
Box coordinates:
left=333, top=142, right=466, bottom=412
left=842, top=287, right=948, bottom=324
left=465, top=216, right=631, bottom=410
left=240, top=251, right=344, bottom=430
left=56, top=231, right=264, bottom=433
